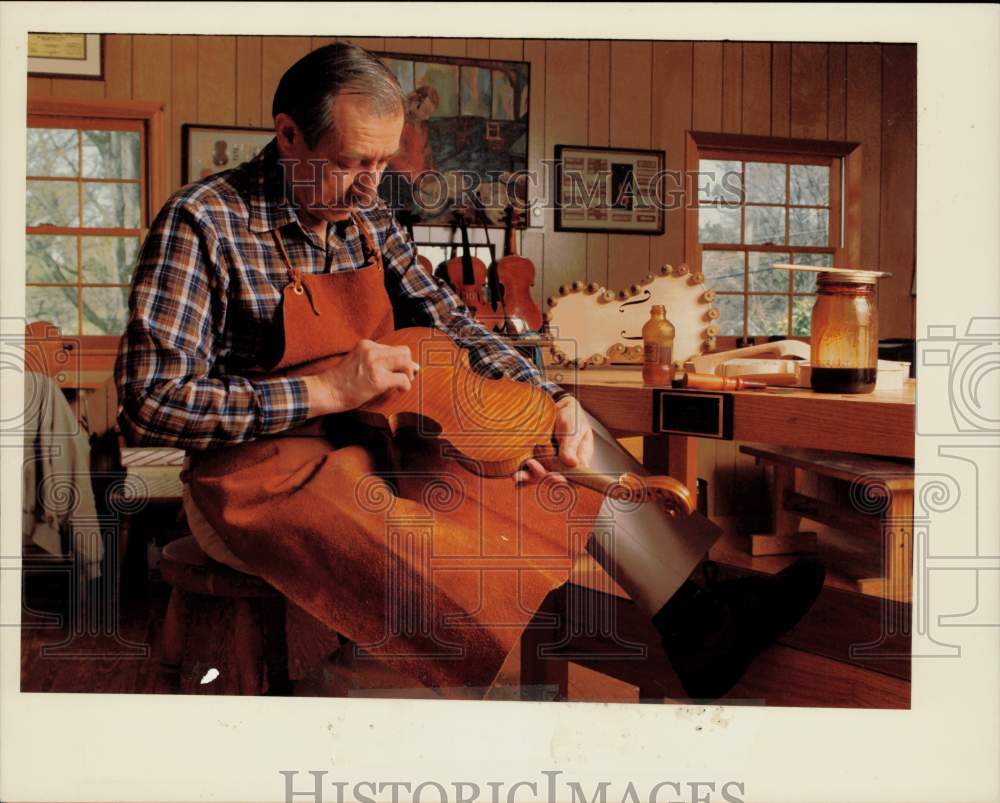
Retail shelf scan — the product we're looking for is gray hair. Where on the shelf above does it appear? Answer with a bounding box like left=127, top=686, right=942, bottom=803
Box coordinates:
left=271, top=42, right=405, bottom=148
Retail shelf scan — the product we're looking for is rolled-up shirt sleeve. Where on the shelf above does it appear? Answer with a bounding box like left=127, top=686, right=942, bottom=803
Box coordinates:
left=379, top=212, right=564, bottom=398
left=114, top=199, right=309, bottom=450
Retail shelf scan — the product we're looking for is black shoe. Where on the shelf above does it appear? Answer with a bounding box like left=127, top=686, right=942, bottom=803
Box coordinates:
left=651, top=558, right=826, bottom=700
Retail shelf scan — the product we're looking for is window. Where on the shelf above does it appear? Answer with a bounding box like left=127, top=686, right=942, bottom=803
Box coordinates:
left=686, top=133, right=860, bottom=341
left=26, top=99, right=164, bottom=337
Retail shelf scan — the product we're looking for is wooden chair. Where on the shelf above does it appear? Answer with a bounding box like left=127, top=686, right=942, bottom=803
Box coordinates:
left=739, top=444, right=914, bottom=602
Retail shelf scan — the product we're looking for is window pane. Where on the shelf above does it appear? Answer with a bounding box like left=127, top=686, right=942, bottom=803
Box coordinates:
left=790, top=164, right=830, bottom=206
left=83, top=182, right=141, bottom=228
left=745, top=205, right=785, bottom=245
left=746, top=162, right=785, bottom=204
left=702, top=250, right=745, bottom=291
left=26, top=235, right=77, bottom=283
left=27, top=128, right=79, bottom=177
left=748, top=294, right=789, bottom=336
left=82, top=286, right=130, bottom=335
left=792, top=295, right=814, bottom=336
left=697, top=159, right=742, bottom=203
left=714, top=294, right=744, bottom=336
left=82, top=237, right=140, bottom=283
left=791, top=252, right=833, bottom=292
left=26, top=286, right=78, bottom=334
left=698, top=205, right=740, bottom=244
left=789, top=207, right=829, bottom=246
left=82, top=130, right=141, bottom=180
left=748, top=251, right=790, bottom=292
left=27, top=180, right=79, bottom=227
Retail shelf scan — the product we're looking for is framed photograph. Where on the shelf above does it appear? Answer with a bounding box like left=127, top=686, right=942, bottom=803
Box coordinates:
left=181, top=123, right=274, bottom=184
left=376, top=50, right=530, bottom=228
left=554, top=144, right=665, bottom=235
left=27, top=33, right=103, bottom=79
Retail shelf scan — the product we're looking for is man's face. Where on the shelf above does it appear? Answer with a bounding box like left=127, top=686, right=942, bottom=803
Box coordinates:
left=276, top=94, right=403, bottom=224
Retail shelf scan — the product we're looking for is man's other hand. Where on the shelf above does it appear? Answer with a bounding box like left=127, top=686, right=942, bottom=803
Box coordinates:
left=304, top=338, right=420, bottom=416
left=514, top=395, right=594, bottom=485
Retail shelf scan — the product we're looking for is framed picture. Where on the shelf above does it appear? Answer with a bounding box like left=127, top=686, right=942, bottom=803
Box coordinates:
left=27, top=33, right=103, bottom=79
left=376, top=51, right=530, bottom=228
left=554, top=144, right=665, bottom=235
left=181, top=124, right=274, bottom=184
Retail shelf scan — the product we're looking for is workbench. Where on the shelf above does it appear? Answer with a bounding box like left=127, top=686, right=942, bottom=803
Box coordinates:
left=548, top=365, right=915, bottom=501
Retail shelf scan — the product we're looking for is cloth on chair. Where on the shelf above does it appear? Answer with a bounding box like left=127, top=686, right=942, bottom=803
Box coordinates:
left=21, top=371, right=103, bottom=580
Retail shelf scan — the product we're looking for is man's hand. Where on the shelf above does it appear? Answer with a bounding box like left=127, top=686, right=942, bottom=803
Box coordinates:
left=514, top=395, right=594, bottom=485
left=303, top=338, right=420, bottom=416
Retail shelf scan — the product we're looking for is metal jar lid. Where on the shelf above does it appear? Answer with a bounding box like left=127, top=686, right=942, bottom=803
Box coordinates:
left=817, top=270, right=880, bottom=286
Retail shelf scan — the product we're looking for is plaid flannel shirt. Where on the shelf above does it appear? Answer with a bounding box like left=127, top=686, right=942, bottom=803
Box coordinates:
left=115, top=140, right=562, bottom=451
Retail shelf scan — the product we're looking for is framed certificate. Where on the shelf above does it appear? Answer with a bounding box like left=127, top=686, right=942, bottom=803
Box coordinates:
left=555, top=144, right=665, bottom=235
left=27, top=33, right=103, bottom=79
left=181, top=124, right=274, bottom=184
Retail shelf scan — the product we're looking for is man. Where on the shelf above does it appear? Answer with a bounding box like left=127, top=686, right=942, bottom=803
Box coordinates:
left=116, top=43, right=824, bottom=699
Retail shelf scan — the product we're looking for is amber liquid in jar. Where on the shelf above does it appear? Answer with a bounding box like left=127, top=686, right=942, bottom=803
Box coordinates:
left=642, top=305, right=675, bottom=385
left=810, top=272, right=879, bottom=394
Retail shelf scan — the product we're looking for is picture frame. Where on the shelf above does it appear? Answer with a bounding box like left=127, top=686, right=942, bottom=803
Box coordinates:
left=27, top=33, right=103, bottom=79
left=375, top=50, right=531, bottom=229
left=554, top=144, right=666, bottom=235
left=181, top=123, right=274, bottom=184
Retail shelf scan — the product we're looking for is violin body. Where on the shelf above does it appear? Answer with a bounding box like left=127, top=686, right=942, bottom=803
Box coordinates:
left=495, top=253, right=542, bottom=333
left=445, top=253, right=488, bottom=318
left=445, top=214, right=489, bottom=319
left=283, top=326, right=695, bottom=515
left=493, top=206, right=543, bottom=333
left=415, top=251, right=435, bottom=275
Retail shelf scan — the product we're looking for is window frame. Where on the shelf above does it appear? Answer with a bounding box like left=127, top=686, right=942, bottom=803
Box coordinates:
left=684, top=131, right=863, bottom=346
left=26, top=97, right=164, bottom=346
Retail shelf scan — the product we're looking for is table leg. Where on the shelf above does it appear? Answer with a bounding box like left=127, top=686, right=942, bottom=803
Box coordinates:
left=642, top=434, right=698, bottom=510
left=750, top=464, right=819, bottom=556
left=858, top=488, right=913, bottom=603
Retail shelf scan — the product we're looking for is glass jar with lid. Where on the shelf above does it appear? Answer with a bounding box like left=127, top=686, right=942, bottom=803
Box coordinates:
left=809, top=270, right=879, bottom=393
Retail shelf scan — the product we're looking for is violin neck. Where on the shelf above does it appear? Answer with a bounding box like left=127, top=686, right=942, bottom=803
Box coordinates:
left=563, top=467, right=630, bottom=498
left=504, top=210, right=518, bottom=257
left=458, top=220, right=475, bottom=285
left=534, top=451, right=630, bottom=497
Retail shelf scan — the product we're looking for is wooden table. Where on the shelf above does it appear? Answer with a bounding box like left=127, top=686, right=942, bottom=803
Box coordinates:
left=548, top=366, right=915, bottom=501
left=535, top=368, right=916, bottom=704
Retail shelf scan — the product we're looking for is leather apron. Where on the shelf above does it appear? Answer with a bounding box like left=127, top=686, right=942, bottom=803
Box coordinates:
left=186, top=215, right=603, bottom=695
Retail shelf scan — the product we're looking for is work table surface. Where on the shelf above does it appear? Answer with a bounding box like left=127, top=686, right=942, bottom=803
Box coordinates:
left=547, top=366, right=915, bottom=459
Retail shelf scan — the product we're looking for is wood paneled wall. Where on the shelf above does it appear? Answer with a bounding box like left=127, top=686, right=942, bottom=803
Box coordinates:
left=28, top=35, right=917, bottom=340
left=28, top=36, right=916, bottom=517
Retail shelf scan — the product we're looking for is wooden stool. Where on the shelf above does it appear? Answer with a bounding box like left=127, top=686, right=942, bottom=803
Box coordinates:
left=160, top=535, right=556, bottom=699
left=740, top=445, right=914, bottom=601
left=159, top=536, right=291, bottom=694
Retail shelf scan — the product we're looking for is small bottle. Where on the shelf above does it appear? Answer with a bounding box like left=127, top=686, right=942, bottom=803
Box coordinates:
left=642, top=305, right=675, bottom=385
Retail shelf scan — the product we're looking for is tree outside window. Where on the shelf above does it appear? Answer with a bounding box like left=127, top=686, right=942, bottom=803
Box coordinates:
left=695, top=149, right=842, bottom=339
left=26, top=116, right=146, bottom=336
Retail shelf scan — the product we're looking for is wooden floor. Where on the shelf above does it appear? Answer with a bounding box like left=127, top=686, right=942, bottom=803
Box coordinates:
left=20, top=564, right=910, bottom=708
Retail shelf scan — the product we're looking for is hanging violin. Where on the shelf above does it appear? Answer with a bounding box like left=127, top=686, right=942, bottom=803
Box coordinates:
left=494, top=205, right=543, bottom=334
left=444, top=209, right=488, bottom=320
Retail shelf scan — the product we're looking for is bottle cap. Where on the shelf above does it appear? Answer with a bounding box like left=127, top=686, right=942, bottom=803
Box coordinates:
left=651, top=304, right=665, bottom=314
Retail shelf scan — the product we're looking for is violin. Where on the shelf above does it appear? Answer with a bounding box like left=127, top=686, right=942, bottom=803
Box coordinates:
left=444, top=211, right=488, bottom=320
left=293, top=327, right=696, bottom=516
left=494, top=205, right=543, bottom=334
